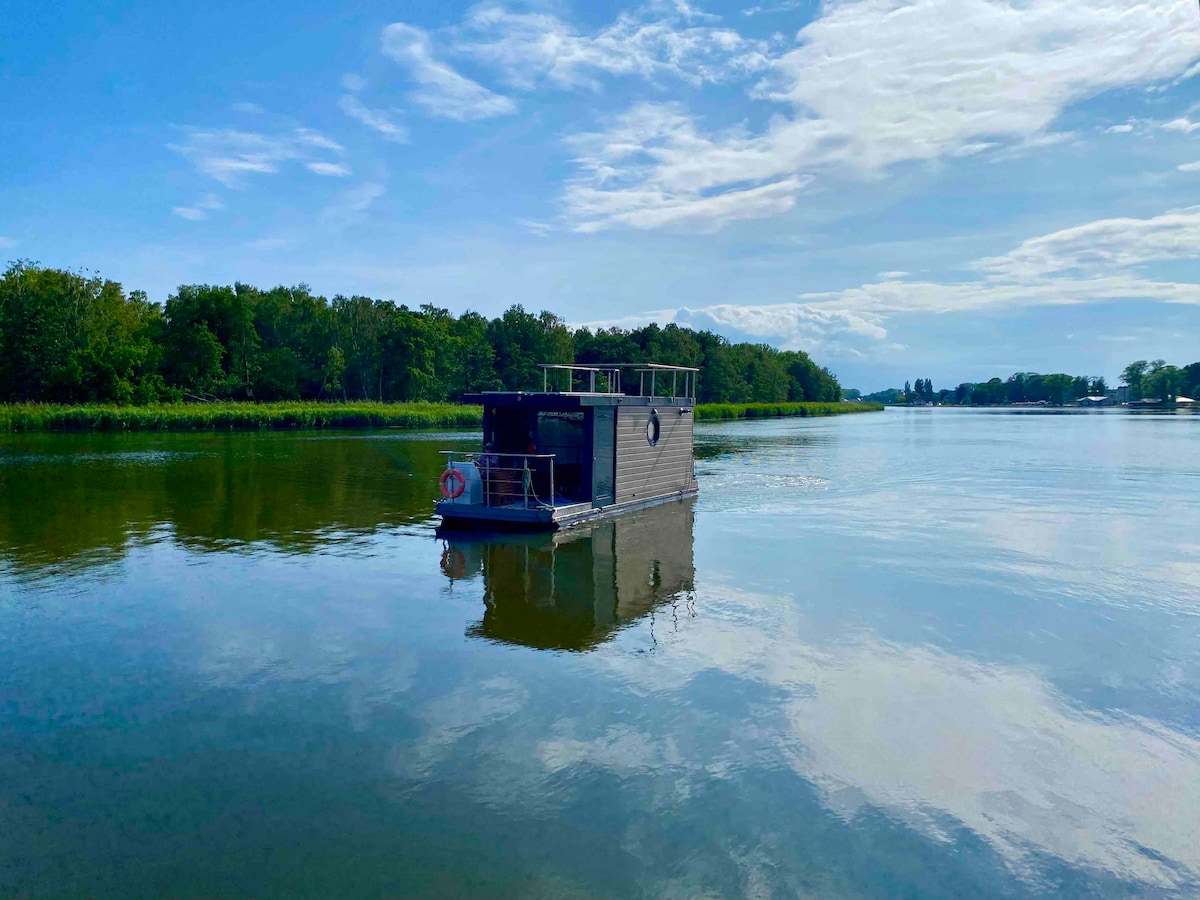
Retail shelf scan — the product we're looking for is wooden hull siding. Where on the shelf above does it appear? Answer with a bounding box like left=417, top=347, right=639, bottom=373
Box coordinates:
left=614, top=405, right=696, bottom=505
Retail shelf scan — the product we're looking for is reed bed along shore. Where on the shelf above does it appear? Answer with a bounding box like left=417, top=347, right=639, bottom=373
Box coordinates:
left=694, top=401, right=883, bottom=421
left=0, top=402, right=484, bottom=432
left=0, top=400, right=881, bottom=432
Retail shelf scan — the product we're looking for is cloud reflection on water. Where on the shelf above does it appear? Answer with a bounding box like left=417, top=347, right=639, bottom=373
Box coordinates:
left=582, top=580, right=1200, bottom=890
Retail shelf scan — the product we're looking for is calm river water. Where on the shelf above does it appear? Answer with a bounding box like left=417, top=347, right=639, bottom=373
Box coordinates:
left=2, top=409, right=1198, bottom=898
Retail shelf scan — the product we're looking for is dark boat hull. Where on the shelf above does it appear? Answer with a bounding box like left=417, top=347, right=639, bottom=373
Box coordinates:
left=435, top=484, right=698, bottom=533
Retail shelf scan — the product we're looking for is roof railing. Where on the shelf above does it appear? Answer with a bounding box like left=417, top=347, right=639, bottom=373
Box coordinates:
left=540, top=364, right=623, bottom=395
left=538, top=363, right=698, bottom=402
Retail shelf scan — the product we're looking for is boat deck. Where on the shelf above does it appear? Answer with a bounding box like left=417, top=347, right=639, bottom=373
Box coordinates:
left=435, top=488, right=697, bottom=531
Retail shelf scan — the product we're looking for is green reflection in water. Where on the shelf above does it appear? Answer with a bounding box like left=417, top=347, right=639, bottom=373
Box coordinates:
left=0, top=430, right=476, bottom=574
left=441, top=499, right=696, bottom=651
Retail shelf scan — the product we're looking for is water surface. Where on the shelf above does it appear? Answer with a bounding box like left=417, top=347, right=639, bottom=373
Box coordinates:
left=2, top=410, right=1198, bottom=897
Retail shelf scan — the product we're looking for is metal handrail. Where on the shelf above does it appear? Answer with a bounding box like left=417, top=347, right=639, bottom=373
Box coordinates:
left=539, top=364, right=622, bottom=395
left=440, top=451, right=556, bottom=510
left=536, top=362, right=698, bottom=401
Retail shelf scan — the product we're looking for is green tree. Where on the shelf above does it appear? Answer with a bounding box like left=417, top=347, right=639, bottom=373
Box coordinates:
left=331, top=295, right=388, bottom=400
left=1182, top=363, right=1200, bottom=399
left=486, top=305, right=573, bottom=391
left=0, top=262, right=164, bottom=403
left=1121, top=360, right=1149, bottom=400
left=1143, top=365, right=1186, bottom=401
left=162, top=283, right=260, bottom=399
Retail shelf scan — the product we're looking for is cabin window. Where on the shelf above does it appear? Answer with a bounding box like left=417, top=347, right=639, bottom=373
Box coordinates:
left=646, top=410, right=661, bottom=447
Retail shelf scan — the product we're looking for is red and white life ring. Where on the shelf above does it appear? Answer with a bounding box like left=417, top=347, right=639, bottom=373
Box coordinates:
left=439, top=467, right=467, bottom=499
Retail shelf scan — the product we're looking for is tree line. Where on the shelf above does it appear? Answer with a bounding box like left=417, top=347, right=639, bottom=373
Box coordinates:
left=1117, top=360, right=1200, bottom=402
left=0, top=262, right=843, bottom=405
left=864, top=363, right=1200, bottom=406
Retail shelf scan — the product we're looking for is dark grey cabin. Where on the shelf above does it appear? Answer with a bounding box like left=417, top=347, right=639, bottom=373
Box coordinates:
left=436, top=363, right=698, bottom=529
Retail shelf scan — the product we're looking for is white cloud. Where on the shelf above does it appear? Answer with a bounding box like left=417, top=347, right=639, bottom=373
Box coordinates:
left=293, top=128, right=343, bottom=153
left=805, top=274, right=1200, bottom=315
left=169, top=127, right=346, bottom=187
left=515, top=218, right=554, bottom=237
left=1179, top=161, right=1200, bottom=173
left=676, top=302, right=888, bottom=355
left=805, top=208, right=1200, bottom=315
left=572, top=309, right=679, bottom=331
left=0, top=236, right=17, bottom=249
left=566, top=103, right=812, bottom=231
left=1105, top=123, right=1134, bottom=133
left=306, top=161, right=352, bottom=177
left=381, top=23, right=517, bottom=121
left=564, top=0, right=1200, bottom=230
left=575, top=301, right=889, bottom=357
left=975, top=209, right=1200, bottom=280
left=171, top=193, right=224, bottom=222
left=338, top=94, right=409, bottom=142
left=742, top=0, right=805, bottom=16
left=340, top=73, right=367, bottom=92
left=321, top=181, right=386, bottom=230
left=455, top=5, right=771, bottom=91
left=576, top=208, right=1200, bottom=357
left=1162, top=116, right=1200, bottom=134
left=169, top=130, right=287, bottom=186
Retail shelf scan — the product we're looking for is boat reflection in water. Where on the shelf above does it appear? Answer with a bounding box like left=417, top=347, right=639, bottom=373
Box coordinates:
left=440, top=498, right=696, bottom=651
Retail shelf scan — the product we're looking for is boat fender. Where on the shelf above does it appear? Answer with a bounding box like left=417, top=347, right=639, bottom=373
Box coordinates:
left=439, top=467, right=467, bottom=499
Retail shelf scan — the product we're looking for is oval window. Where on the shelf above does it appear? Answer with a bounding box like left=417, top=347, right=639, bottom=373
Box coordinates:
left=646, top=409, right=661, bottom=446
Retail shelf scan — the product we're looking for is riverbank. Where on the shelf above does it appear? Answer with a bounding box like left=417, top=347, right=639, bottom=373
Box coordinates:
left=695, top=401, right=883, bottom=421
left=0, top=402, right=484, bottom=432
left=0, top=400, right=882, bottom=432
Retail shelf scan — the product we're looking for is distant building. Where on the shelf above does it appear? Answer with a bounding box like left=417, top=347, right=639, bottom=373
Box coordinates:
left=1108, top=386, right=1131, bottom=405
left=1077, top=395, right=1112, bottom=407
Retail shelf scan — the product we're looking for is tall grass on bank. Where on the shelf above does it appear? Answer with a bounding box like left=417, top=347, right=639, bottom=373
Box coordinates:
left=694, top=401, right=883, bottom=421
left=0, top=402, right=485, bottom=432
left=0, top=399, right=881, bottom=433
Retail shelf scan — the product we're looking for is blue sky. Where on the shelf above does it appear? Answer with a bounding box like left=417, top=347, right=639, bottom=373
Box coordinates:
left=3, top=0, right=1199, bottom=391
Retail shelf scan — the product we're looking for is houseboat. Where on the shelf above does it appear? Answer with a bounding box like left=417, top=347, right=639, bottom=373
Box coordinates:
left=436, top=363, right=698, bottom=530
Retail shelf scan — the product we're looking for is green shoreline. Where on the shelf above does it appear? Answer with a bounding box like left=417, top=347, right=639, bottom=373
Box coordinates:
left=694, top=401, right=881, bottom=421
left=0, top=400, right=882, bottom=433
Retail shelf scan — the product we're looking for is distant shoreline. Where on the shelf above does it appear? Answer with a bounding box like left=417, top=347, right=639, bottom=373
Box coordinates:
left=0, top=400, right=883, bottom=433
